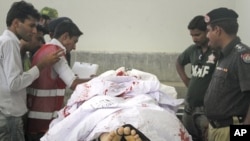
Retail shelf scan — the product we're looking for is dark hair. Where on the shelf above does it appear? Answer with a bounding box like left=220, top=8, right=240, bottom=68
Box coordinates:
left=36, top=24, right=47, bottom=34
left=48, top=17, right=73, bottom=33
left=41, top=14, right=51, bottom=21
left=209, top=20, right=238, bottom=35
left=6, top=1, right=40, bottom=27
left=188, top=15, right=207, bottom=31
left=53, top=21, right=83, bottom=38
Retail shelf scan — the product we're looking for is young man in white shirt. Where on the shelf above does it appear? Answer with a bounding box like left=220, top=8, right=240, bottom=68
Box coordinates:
left=0, top=1, right=62, bottom=141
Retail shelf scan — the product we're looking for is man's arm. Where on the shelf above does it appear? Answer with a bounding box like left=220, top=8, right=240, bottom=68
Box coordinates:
left=175, top=59, right=190, bottom=87
left=70, top=78, right=92, bottom=90
left=36, top=49, right=64, bottom=71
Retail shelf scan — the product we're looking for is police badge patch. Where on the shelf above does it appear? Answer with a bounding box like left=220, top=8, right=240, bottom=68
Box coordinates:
left=206, top=54, right=216, bottom=64
left=241, top=53, right=250, bottom=63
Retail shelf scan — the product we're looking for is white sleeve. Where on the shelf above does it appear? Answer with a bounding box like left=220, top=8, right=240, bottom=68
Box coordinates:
left=53, top=56, right=77, bottom=88
left=3, top=40, right=39, bottom=92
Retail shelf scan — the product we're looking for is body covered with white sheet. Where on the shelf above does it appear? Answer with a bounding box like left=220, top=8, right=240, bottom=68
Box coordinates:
left=41, top=68, right=192, bottom=141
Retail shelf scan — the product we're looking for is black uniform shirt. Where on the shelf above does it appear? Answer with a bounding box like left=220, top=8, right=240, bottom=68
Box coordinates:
left=204, top=37, right=250, bottom=120
left=178, top=44, right=218, bottom=107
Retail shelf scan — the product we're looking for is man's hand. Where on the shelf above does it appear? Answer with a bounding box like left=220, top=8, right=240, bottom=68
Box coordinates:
left=243, top=105, right=250, bottom=125
left=36, top=49, right=64, bottom=71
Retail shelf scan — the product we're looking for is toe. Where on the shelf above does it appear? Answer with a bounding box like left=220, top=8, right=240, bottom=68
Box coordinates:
left=123, top=126, right=131, bottom=136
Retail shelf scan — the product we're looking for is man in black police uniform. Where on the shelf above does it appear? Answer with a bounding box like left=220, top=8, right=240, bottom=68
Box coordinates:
left=204, top=7, right=250, bottom=141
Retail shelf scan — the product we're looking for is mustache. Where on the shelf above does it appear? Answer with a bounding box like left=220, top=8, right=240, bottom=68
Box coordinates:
left=194, top=41, right=200, bottom=44
left=194, top=40, right=209, bottom=46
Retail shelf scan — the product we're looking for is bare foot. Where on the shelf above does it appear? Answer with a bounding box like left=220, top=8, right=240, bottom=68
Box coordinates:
left=99, top=126, right=142, bottom=141
left=123, top=126, right=142, bottom=141
left=99, top=127, right=123, bottom=141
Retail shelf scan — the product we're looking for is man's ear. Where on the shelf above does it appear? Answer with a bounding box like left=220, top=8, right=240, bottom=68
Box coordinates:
left=12, top=19, right=20, bottom=28
left=62, top=32, right=69, bottom=40
left=214, top=26, right=223, bottom=36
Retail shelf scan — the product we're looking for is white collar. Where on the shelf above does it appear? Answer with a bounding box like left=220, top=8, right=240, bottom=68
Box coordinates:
left=48, top=38, right=66, bottom=53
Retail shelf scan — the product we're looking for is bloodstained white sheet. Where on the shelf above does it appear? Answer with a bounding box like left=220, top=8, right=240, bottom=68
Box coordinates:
left=41, top=67, right=192, bottom=141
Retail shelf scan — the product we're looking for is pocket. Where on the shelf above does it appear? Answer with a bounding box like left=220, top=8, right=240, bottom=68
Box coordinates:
left=211, top=70, right=228, bottom=94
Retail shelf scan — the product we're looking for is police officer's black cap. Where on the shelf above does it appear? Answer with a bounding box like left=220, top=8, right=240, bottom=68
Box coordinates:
left=204, top=7, right=238, bottom=24
left=48, top=17, right=73, bottom=33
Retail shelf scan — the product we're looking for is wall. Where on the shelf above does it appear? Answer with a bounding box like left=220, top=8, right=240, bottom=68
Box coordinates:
left=236, top=0, right=250, bottom=45
left=0, top=0, right=242, bottom=53
left=71, top=51, right=180, bottom=81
